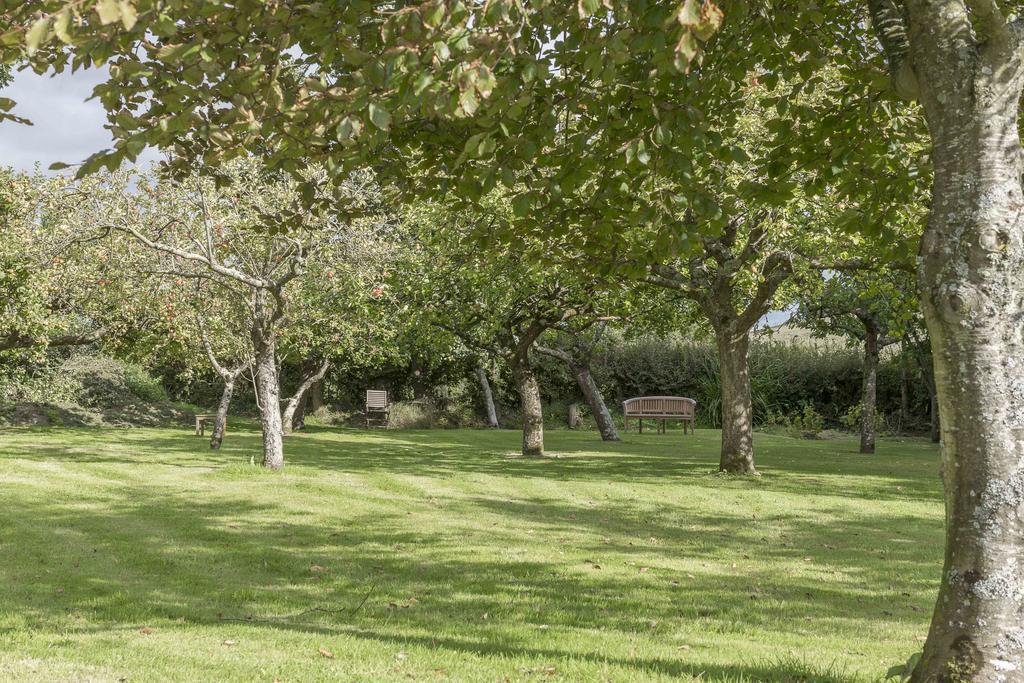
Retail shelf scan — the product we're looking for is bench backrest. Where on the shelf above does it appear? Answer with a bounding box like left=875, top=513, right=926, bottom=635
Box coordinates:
left=366, top=390, right=389, bottom=409
left=623, top=396, right=696, bottom=417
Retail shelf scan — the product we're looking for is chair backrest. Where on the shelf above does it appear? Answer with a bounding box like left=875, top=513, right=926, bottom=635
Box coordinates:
left=366, top=390, right=389, bottom=409
left=623, top=396, right=696, bottom=417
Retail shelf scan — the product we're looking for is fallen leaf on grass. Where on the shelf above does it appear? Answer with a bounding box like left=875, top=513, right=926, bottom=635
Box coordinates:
left=138, top=626, right=155, bottom=635
left=222, top=640, right=237, bottom=646
left=310, top=564, right=328, bottom=573
left=319, top=646, right=335, bottom=659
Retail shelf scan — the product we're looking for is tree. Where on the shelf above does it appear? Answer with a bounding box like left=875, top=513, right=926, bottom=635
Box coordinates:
left=196, top=311, right=251, bottom=450
left=535, top=321, right=619, bottom=442
left=796, top=269, right=918, bottom=454
left=0, top=2, right=720, bottom=182
left=68, top=161, right=369, bottom=469
left=475, top=364, right=500, bottom=429
left=400, top=197, right=605, bottom=456
left=0, top=168, right=152, bottom=357
left=854, top=3, right=1024, bottom=676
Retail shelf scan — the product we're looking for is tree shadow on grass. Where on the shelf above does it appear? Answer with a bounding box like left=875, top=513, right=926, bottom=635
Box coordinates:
left=0, top=476, right=935, bottom=681
left=1, top=424, right=942, bottom=510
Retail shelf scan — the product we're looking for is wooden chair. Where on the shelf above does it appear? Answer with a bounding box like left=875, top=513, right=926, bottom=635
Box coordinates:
left=623, top=396, right=697, bottom=434
left=365, top=390, right=391, bottom=428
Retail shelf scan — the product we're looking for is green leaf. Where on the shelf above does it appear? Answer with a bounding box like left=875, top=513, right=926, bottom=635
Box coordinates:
left=512, top=194, right=531, bottom=218
left=459, top=90, right=478, bottom=116
left=422, top=2, right=445, bottom=28
left=675, top=32, right=699, bottom=69
left=25, top=17, right=50, bottom=55
left=636, top=140, right=651, bottom=165
left=96, top=0, right=121, bottom=25
left=53, top=11, right=72, bottom=44
left=119, top=0, right=139, bottom=30
left=577, top=0, right=602, bottom=18
left=676, top=0, right=701, bottom=26
left=368, top=103, right=391, bottom=131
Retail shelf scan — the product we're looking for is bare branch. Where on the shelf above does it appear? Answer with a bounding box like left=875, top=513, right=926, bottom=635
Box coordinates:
left=107, top=221, right=269, bottom=290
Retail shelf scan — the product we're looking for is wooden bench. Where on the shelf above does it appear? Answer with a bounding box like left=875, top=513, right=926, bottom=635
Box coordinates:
left=365, top=390, right=391, bottom=428
left=194, top=413, right=223, bottom=436
left=623, top=396, right=697, bottom=434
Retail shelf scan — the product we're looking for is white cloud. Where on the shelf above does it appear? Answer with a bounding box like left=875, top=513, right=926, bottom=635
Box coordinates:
left=0, top=66, right=159, bottom=173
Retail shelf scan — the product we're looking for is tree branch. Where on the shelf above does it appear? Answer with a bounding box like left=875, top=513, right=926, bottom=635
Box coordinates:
left=868, top=0, right=920, bottom=99
left=533, top=344, right=572, bottom=363
left=108, top=222, right=269, bottom=290
left=736, top=251, right=795, bottom=332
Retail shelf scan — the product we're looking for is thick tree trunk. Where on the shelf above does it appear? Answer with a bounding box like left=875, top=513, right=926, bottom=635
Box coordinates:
left=476, top=366, right=499, bottom=428
left=715, top=328, right=756, bottom=475
left=909, top=58, right=1024, bottom=680
left=567, top=403, right=580, bottom=428
left=929, top=392, right=940, bottom=444
left=573, top=364, right=619, bottom=441
left=860, top=327, right=879, bottom=454
left=512, top=362, right=544, bottom=456
left=253, top=344, right=284, bottom=470
left=209, top=375, right=235, bottom=450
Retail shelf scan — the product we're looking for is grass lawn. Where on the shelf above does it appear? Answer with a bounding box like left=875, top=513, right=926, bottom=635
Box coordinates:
left=0, top=425, right=943, bottom=682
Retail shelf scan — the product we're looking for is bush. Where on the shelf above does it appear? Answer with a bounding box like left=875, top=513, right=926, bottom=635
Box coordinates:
left=388, top=401, right=434, bottom=429
left=762, top=402, right=826, bottom=439
left=0, top=350, right=185, bottom=427
left=838, top=404, right=888, bottom=435
left=123, top=361, right=169, bottom=403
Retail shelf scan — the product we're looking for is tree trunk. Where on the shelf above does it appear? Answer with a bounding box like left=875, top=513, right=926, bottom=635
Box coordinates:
left=282, top=358, right=330, bottom=437
left=512, top=362, right=544, bottom=456
left=209, top=375, right=235, bottom=450
left=254, top=344, right=284, bottom=469
left=476, top=366, right=499, bottom=428
left=860, top=326, right=879, bottom=454
left=715, top=328, right=756, bottom=475
left=281, top=398, right=298, bottom=436
left=900, top=355, right=910, bottom=432
left=929, top=391, right=940, bottom=444
left=573, top=364, right=619, bottom=441
left=567, top=403, right=580, bottom=428
left=308, top=378, right=324, bottom=412
left=909, top=55, right=1024, bottom=681
left=291, top=392, right=308, bottom=432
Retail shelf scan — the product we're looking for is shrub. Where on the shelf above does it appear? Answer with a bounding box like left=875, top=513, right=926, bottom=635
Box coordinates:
left=0, top=350, right=185, bottom=427
left=838, top=404, right=888, bottom=435
left=761, top=402, right=825, bottom=439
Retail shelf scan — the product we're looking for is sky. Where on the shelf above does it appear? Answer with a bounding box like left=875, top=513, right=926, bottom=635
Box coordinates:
left=0, top=66, right=159, bottom=173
